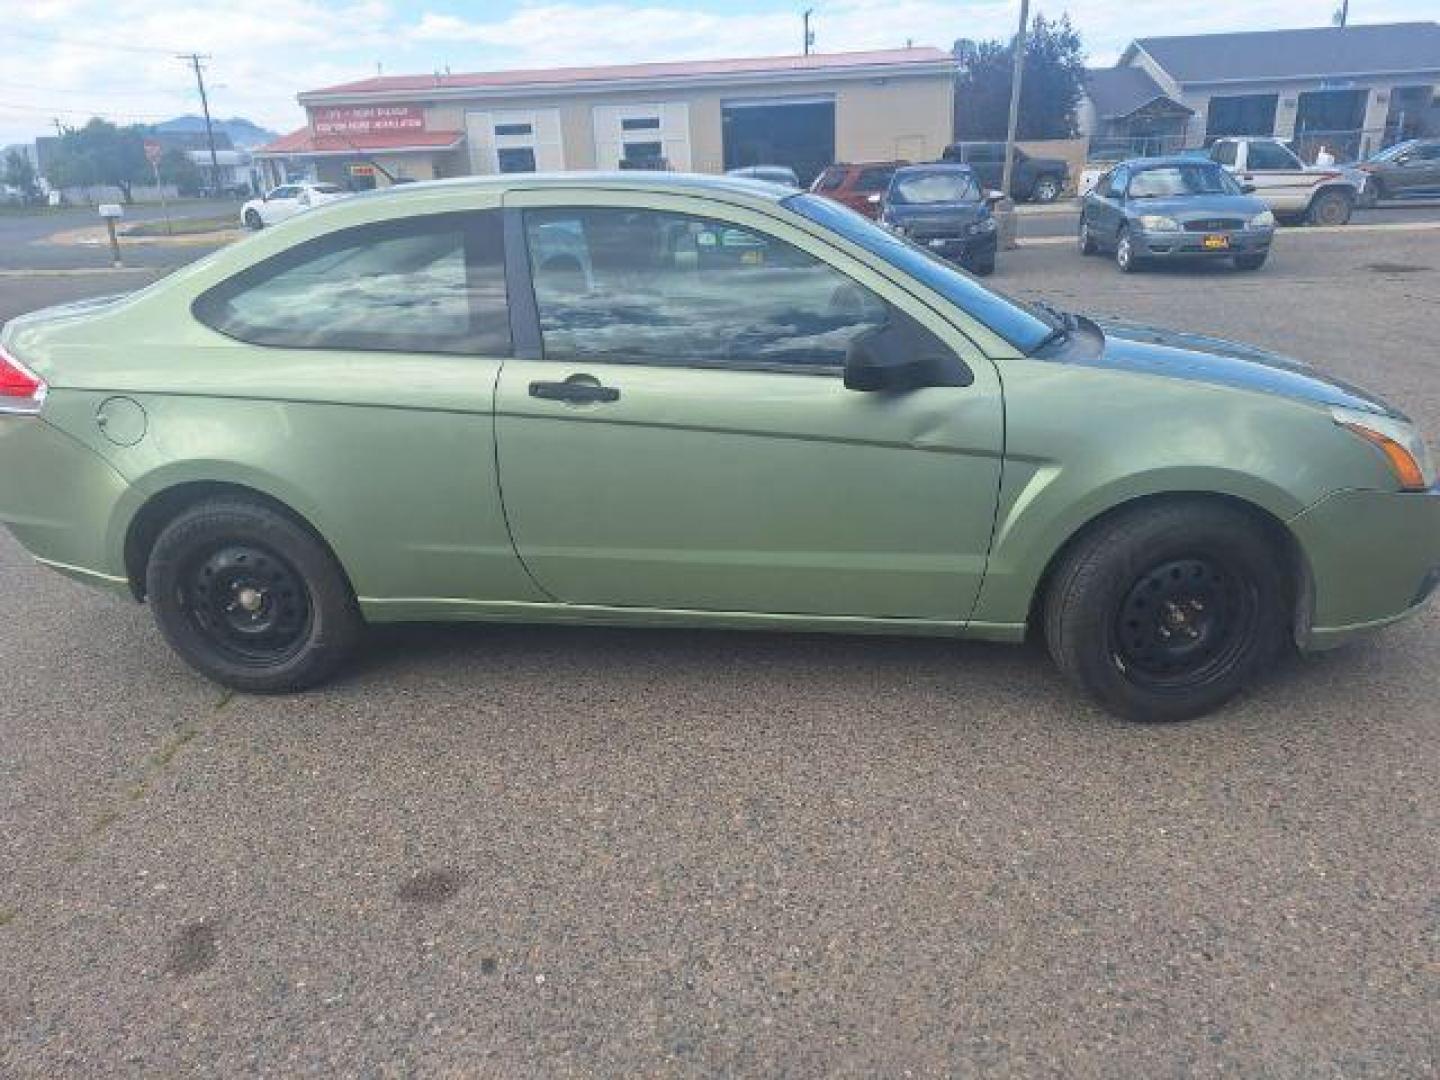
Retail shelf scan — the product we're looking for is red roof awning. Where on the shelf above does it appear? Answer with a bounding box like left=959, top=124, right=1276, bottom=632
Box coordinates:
left=256, top=127, right=465, bottom=156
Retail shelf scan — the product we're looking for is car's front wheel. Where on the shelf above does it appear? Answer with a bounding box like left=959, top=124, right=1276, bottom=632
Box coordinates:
left=1115, top=226, right=1141, bottom=272
left=243, top=208, right=263, bottom=230
left=1308, top=189, right=1353, bottom=226
left=146, top=500, right=363, bottom=692
left=1031, top=175, right=1062, bottom=203
left=1078, top=216, right=1098, bottom=255
left=1043, top=500, right=1288, bottom=722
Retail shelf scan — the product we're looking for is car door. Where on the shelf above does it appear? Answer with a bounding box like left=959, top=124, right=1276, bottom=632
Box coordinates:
left=492, top=190, right=1005, bottom=621
left=1241, top=141, right=1312, bottom=213
left=261, top=185, right=301, bottom=224
left=1398, top=143, right=1440, bottom=195
left=1091, top=166, right=1127, bottom=244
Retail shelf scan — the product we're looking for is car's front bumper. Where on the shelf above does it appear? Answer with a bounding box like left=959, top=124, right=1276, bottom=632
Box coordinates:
left=1133, top=227, right=1274, bottom=258
left=1290, top=485, right=1440, bottom=650
left=911, top=231, right=998, bottom=265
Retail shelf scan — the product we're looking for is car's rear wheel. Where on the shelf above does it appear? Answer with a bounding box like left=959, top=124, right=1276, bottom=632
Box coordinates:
left=145, top=500, right=363, bottom=692
left=1031, top=175, right=1062, bottom=203
left=1234, top=253, right=1268, bottom=271
left=968, top=253, right=996, bottom=276
left=1307, top=189, right=1352, bottom=226
left=1078, top=217, right=1098, bottom=255
left=1043, top=500, right=1288, bottom=722
left=1115, top=226, right=1141, bottom=272
left=243, top=208, right=263, bottom=230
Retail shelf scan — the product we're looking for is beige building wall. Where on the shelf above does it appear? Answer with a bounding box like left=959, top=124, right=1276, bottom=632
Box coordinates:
left=413, top=72, right=954, bottom=175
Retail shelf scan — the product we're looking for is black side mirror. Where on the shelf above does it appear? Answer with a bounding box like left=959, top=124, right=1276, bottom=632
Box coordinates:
left=1240, top=182, right=1257, bottom=194
left=844, top=313, right=973, bottom=393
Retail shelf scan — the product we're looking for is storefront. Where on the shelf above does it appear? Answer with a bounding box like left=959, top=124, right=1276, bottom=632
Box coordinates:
left=258, top=48, right=956, bottom=189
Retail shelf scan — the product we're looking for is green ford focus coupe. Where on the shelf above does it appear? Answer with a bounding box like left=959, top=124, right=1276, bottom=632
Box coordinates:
left=2, top=174, right=1437, bottom=720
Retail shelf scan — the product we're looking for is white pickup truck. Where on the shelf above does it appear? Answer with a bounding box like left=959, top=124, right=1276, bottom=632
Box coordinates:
left=1208, top=138, right=1364, bottom=226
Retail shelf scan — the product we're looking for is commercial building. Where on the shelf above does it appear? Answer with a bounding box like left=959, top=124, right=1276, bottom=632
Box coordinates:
left=1080, top=21, right=1440, bottom=160
left=256, top=47, right=956, bottom=190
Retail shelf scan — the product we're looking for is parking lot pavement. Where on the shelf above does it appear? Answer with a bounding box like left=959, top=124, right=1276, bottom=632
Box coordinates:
left=0, top=202, right=240, bottom=271
left=1, top=229, right=1438, bottom=1077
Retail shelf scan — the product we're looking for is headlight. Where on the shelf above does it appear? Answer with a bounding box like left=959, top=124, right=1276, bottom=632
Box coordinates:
left=1137, top=214, right=1181, bottom=232
left=1248, top=210, right=1276, bottom=228
left=1333, top=407, right=1435, bottom=491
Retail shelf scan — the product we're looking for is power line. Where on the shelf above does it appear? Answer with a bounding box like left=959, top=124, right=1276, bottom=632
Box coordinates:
left=177, top=54, right=223, bottom=192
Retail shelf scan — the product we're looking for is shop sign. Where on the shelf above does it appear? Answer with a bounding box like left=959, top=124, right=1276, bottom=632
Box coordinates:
left=313, top=105, right=425, bottom=135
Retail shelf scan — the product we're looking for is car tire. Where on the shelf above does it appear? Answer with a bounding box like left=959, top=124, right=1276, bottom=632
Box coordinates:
left=1234, top=253, right=1268, bottom=271
left=1115, top=226, right=1141, bottom=272
left=1307, top=189, right=1352, bottom=226
left=969, top=254, right=996, bottom=276
left=1031, top=175, right=1062, bottom=203
left=1078, top=217, right=1098, bottom=255
left=145, top=500, right=364, bottom=693
left=243, top=208, right=263, bottom=230
left=1043, top=500, right=1288, bottom=722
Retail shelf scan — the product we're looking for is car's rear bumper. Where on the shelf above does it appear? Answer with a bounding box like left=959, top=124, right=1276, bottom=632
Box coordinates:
left=1290, top=485, right=1440, bottom=650
left=1134, top=228, right=1273, bottom=258
left=0, top=415, right=132, bottom=594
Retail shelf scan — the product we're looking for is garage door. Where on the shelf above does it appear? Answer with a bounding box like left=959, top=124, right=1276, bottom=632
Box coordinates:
left=722, top=96, right=835, bottom=186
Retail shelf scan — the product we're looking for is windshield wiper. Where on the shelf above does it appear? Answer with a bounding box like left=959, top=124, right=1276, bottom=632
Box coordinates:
left=1028, top=300, right=1079, bottom=353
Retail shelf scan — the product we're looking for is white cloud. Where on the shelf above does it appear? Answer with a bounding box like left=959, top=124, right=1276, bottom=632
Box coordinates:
left=0, top=0, right=1434, bottom=145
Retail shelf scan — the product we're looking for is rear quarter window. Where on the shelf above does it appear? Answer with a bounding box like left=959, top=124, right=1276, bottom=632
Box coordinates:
left=193, top=210, right=511, bottom=355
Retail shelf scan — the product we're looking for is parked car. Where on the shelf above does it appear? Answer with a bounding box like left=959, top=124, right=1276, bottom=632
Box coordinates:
left=240, top=182, right=347, bottom=229
left=877, top=164, right=999, bottom=275
left=1207, top=138, right=1362, bottom=225
left=810, top=161, right=909, bottom=218
left=1355, top=139, right=1440, bottom=202
left=726, top=165, right=800, bottom=187
left=2, top=172, right=1436, bottom=722
left=1080, top=158, right=1275, bottom=272
left=941, top=143, right=1068, bottom=203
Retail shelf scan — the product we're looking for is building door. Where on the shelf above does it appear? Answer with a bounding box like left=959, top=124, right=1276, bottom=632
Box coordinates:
left=466, top=109, right=564, bottom=174
left=592, top=103, right=691, bottom=170
left=722, top=97, right=835, bottom=186
left=1295, top=88, right=1368, bottom=160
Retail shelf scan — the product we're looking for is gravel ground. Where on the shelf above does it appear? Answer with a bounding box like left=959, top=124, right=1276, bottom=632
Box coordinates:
left=1, top=224, right=1437, bottom=1077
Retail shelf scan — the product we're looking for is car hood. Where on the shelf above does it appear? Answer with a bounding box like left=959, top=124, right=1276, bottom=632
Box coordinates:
left=1124, top=194, right=1265, bottom=219
left=1074, top=318, right=1400, bottom=418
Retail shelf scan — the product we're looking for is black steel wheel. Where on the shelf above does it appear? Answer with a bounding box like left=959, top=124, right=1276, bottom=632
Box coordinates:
left=146, top=499, right=363, bottom=692
left=1044, top=500, right=1287, bottom=722
left=1111, top=556, right=1259, bottom=693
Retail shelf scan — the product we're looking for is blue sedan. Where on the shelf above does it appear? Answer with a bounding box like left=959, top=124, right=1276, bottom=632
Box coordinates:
left=1080, top=158, right=1276, bottom=273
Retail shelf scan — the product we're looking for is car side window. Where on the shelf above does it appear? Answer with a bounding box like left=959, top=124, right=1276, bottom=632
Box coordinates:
left=855, top=168, right=892, bottom=193
left=194, top=210, right=510, bottom=355
left=1211, top=142, right=1237, bottom=166
left=524, top=206, right=888, bottom=371
left=1109, top=167, right=1129, bottom=197
left=1248, top=142, right=1299, bottom=169
left=269, top=185, right=297, bottom=200
left=812, top=168, right=844, bottom=193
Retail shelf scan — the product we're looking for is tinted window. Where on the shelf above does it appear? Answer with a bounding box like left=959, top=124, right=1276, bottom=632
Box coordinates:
left=965, top=145, right=1001, bottom=163
left=1247, top=142, right=1300, bottom=169
left=311, top=184, right=343, bottom=195
left=524, top=206, right=888, bottom=370
left=494, top=123, right=532, bottom=136
left=194, top=212, right=510, bottom=355
left=1109, top=167, right=1130, bottom=195
left=269, top=186, right=298, bottom=200
left=621, top=117, right=660, bottom=131
left=812, top=167, right=844, bottom=193
left=785, top=193, right=1053, bottom=353
left=855, top=167, right=893, bottom=192
left=497, top=147, right=536, bottom=173
left=1211, top=142, right=1237, bottom=166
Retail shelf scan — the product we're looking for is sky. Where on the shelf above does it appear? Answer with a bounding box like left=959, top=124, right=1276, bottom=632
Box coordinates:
left=1, top=0, right=1435, bottom=145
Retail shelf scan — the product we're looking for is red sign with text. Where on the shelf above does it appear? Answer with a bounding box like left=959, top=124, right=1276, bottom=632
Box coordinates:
left=311, top=105, right=425, bottom=136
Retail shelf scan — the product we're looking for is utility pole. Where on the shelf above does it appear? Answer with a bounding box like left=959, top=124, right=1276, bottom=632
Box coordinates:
left=1000, top=0, right=1030, bottom=201
left=1333, top=0, right=1349, bottom=28
left=177, top=53, right=221, bottom=196
left=802, top=9, right=815, bottom=55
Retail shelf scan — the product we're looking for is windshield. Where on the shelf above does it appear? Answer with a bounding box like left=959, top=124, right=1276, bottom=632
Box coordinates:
left=784, top=193, right=1053, bottom=353
left=1128, top=164, right=1241, bottom=198
left=890, top=171, right=979, bottom=205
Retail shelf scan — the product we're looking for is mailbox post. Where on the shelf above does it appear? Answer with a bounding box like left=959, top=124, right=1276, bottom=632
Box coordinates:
left=98, top=203, right=123, bottom=268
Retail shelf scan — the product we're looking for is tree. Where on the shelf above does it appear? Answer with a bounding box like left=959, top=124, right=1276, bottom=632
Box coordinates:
left=3, top=148, right=39, bottom=202
left=953, top=14, right=1086, bottom=141
left=46, top=118, right=151, bottom=203
left=158, top=147, right=203, bottom=196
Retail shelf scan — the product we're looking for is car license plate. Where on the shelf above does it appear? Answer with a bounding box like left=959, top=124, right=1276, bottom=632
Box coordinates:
left=1203, top=234, right=1230, bottom=250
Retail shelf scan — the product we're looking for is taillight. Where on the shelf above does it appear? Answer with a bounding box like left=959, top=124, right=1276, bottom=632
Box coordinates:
left=0, top=344, right=46, bottom=414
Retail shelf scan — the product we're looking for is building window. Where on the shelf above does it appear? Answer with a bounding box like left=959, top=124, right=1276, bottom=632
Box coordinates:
left=523, top=206, right=888, bottom=370
left=1204, top=94, right=1278, bottom=141
left=622, top=141, right=663, bottom=164
left=193, top=211, right=511, bottom=356
left=497, top=147, right=537, bottom=173
left=621, top=116, right=660, bottom=131
left=495, top=123, right=533, bottom=137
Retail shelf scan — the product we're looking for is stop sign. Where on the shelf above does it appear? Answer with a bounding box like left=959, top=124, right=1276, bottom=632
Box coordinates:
left=144, top=139, right=163, bottom=165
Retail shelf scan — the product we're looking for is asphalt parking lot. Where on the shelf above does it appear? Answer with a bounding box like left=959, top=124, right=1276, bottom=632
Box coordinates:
left=1, top=221, right=1438, bottom=1076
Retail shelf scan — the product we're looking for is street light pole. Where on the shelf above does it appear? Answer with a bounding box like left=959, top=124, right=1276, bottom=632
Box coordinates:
left=803, top=9, right=814, bottom=55
left=1000, top=0, right=1030, bottom=201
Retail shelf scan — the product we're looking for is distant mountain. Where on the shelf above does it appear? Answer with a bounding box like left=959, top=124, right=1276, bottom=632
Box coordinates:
left=151, top=115, right=278, bottom=149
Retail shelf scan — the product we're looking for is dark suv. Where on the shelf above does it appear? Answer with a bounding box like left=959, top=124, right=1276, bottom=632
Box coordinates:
left=941, top=143, right=1068, bottom=202
left=810, top=161, right=910, bottom=218
left=1357, top=139, right=1440, bottom=201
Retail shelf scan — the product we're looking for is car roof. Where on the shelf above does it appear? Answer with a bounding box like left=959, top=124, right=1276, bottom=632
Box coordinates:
left=1116, top=156, right=1226, bottom=169
left=892, top=163, right=974, bottom=175
left=347, top=170, right=796, bottom=204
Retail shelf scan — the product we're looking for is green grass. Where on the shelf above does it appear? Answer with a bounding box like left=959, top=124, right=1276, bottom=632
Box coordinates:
left=124, top=214, right=237, bottom=237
